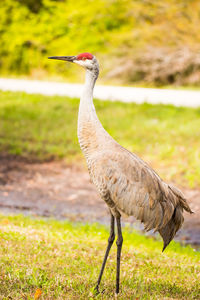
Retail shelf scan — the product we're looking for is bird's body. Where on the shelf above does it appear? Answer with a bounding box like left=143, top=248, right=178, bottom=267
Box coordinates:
left=77, top=58, right=192, bottom=250
left=49, top=53, right=192, bottom=295
left=89, top=147, right=191, bottom=247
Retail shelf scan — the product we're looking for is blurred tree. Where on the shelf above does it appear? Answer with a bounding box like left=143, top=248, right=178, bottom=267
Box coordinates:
left=1, top=0, right=200, bottom=85
left=17, top=0, right=43, bottom=13
left=16, top=0, right=64, bottom=13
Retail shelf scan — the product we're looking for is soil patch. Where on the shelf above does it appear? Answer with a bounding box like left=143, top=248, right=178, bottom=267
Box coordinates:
left=0, top=156, right=199, bottom=247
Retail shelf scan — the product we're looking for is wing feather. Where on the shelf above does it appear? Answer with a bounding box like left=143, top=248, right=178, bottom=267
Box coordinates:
left=90, top=148, right=192, bottom=249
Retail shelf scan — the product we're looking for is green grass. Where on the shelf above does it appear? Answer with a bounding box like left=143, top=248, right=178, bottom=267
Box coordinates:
left=0, top=214, right=199, bottom=299
left=1, top=90, right=200, bottom=188
left=1, top=0, right=200, bottom=85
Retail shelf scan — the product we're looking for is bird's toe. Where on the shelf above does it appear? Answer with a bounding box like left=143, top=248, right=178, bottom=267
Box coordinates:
left=94, top=285, right=100, bottom=295
left=94, top=286, right=106, bottom=295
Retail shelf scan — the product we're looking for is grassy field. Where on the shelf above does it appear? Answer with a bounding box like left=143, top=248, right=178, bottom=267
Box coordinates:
left=0, top=214, right=199, bottom=299
left=1, top=90, right=200, bottom=188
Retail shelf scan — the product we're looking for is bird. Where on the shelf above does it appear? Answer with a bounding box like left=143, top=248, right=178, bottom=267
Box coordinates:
left=48, top=52, right=193, bottom=295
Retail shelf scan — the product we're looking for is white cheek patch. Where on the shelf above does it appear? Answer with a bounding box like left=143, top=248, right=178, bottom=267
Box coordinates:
left=74, top=59, right=93, bottom=69
left=74, top=60, right=85, bottom=67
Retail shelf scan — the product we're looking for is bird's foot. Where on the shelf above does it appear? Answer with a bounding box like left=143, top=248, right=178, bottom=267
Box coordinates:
left=94, top=286, right=105, bottom=295
left=94, top=285, right=100, bottom=295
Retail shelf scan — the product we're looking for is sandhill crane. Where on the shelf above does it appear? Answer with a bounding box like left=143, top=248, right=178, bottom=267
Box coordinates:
left=48, top=53, right=192, bottom=295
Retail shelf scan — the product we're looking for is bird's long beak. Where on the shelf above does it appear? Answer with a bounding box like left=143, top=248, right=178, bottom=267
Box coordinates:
left=48, top=56, right=76, bottom=62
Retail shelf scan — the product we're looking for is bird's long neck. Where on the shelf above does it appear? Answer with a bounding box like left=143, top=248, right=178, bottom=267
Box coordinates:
left=78, top=69, right=111, bottom=159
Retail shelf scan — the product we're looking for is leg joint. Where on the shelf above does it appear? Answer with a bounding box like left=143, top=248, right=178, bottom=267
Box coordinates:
left=116, top=236, right=123, bottom=246
left=108, top=233, right=115, bottom=244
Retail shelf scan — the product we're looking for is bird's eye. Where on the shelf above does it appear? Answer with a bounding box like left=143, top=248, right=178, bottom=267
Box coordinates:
left=82, top=57, right=87, bottom=61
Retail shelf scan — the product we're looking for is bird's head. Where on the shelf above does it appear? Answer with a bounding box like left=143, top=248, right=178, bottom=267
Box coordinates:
left=48, top=52, right=99, bottom=74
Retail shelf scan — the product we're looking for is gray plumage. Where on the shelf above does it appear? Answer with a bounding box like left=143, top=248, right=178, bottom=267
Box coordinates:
left=49, top=53, right=193, bottom=294
left=88, top=140, right=192, bottom=251
left=74, top=55, right=192, bottom=251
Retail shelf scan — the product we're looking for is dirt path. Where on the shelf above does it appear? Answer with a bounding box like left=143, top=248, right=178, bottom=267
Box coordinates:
left=0, top=156, right=199, bottom=247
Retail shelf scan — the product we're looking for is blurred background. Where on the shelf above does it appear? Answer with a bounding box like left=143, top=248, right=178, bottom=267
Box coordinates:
left=0, top=0, right=200, bottom=246
left=0, top=1, right=200, bottom=298
left=1, top=0, right=200, bottom=86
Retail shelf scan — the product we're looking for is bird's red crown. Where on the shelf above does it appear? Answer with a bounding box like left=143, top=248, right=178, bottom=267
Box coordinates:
left=77, top=52, right=93, bottom=60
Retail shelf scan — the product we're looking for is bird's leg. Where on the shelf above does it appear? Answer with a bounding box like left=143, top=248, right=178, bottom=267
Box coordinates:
left=116, top=216, right=123, bottom=295
left=94, top=213, right=115, bottom=293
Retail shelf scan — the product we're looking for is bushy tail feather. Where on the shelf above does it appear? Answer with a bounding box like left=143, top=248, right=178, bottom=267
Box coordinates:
left=159, top=206, right=184, bottom=251
left=169, top=184, right=193, bottom=213
left=159, top=184, right=194, bottom=251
